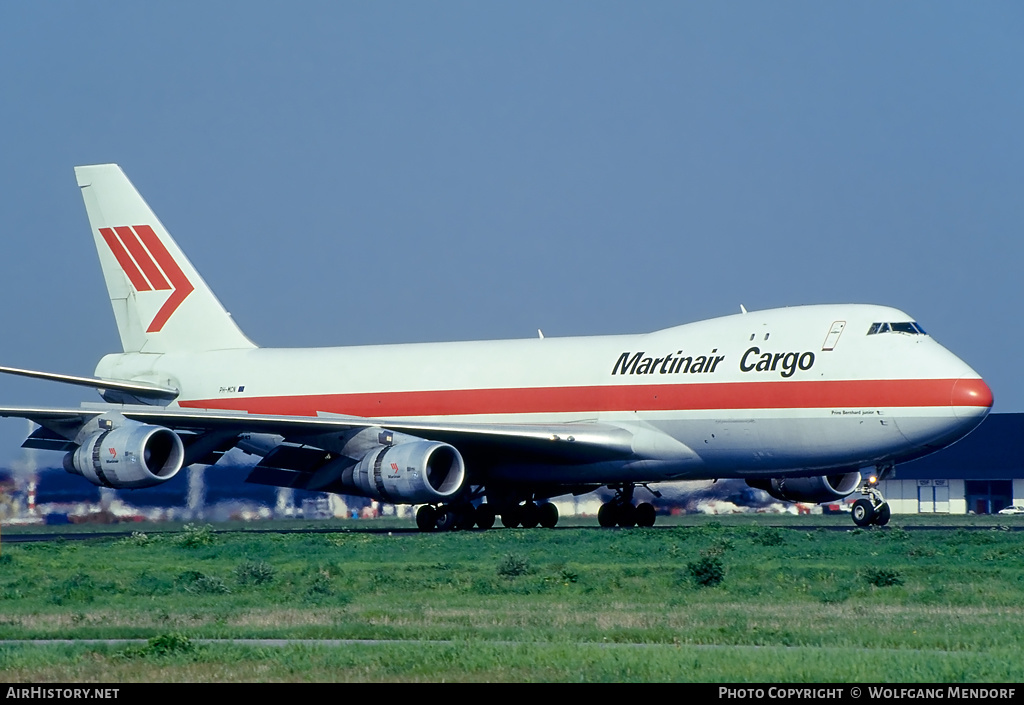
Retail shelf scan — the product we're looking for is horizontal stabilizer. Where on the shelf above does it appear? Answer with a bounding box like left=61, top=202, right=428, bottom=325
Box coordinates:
left=0, top=364, right=178, bottom=405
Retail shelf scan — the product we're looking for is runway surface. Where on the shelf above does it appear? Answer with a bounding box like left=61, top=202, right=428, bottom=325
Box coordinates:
left=2, top=520, right=1021, bottom=543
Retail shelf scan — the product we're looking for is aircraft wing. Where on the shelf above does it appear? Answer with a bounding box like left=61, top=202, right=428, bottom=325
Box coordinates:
left=0, top=404, right=637, bottom=466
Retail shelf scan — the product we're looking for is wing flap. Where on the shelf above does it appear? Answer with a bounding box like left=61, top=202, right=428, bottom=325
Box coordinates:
left=256, top=444, right=334, bottom=472
left=22, top=426, right=77, bottom=452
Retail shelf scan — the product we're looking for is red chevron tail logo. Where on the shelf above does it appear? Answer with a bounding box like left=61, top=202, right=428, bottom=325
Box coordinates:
left=99, top=225, right=194, bottom=332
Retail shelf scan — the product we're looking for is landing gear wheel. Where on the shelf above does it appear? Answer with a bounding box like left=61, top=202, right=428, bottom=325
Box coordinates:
left=435, top=505, right=459, bottom=531
left=416, top=505, right=437, bottom=532
left=616, top=503, right=637, bottom=527
left=500, top=507, right=521, bottom=528
left=475, top=504, right=496, bottom=530
left=538, top=502, right=559, bottom=528
left=598, top=503, right=617, bottom=528
left=520, top=502, right=540, bottom=529
left=852, top=499, right=875, bottom=527
left=636, top=502, right=656, bottom=528
left=872, top=503, right=891, bottom=527
left=455, top=505, right=477, bottom=531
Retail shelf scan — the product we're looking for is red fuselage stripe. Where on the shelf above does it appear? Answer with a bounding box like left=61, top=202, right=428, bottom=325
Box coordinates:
left=178, top=378, right=992, bottom=418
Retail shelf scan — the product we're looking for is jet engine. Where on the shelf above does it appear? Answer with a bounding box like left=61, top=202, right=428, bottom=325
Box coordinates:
left=64, top=422, right=185, bottom=489
left=346, top=440, right=466, bottom=504
left=746, top=471, right=861, bottom=504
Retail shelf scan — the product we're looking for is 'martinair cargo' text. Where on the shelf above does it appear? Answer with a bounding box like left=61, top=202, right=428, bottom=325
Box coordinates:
left=612, top=347, right=817, bottom=379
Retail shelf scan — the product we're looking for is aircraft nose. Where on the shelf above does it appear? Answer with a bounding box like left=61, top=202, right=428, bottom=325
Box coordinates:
left=951, top=377, right=993, bottom=421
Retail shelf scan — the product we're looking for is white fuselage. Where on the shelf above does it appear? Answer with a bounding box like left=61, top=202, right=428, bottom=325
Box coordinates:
left=93, top=303, right=992, bottom=484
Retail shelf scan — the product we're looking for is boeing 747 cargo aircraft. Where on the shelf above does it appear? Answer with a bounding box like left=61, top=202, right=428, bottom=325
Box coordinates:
left=0, top=165, right=993, bottom=529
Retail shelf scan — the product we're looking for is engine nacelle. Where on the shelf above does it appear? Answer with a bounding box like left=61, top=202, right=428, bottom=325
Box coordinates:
left=746, top=471, right=861, bottom=504
left=349, top=440, right=466, bottom=504
left=64, top=422, right=185, bottom=489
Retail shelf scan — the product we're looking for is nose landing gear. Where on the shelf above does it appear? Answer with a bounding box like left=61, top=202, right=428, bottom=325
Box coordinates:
left=851, top=465, right=893, bottom=527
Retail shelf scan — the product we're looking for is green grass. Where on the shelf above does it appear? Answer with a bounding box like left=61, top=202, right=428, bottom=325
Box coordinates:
left=0, top=518, right=1022, bottom=681
left=2, top=641, right=1019, bottom=683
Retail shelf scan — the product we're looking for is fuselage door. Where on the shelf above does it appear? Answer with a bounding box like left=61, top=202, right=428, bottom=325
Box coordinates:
left=822, top=321, right=846, bottom=351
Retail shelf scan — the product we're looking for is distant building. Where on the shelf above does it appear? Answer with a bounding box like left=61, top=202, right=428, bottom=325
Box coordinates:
left=0, top=461, right=358, bottom=523
left=879, top=413, right=1024, bottom=515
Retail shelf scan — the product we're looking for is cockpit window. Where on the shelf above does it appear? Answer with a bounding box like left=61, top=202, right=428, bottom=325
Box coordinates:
left=867, top=322, right=927, bottom=336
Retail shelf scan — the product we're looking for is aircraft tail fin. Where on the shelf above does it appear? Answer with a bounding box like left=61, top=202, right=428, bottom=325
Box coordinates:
left=75, top=164, right=256, bottom=354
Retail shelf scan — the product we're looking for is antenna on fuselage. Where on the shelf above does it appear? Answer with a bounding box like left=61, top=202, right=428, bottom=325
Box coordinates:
left=740, top=305, right=748, bottom=314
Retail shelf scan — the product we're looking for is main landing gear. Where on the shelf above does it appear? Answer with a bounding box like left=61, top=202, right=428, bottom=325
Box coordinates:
left=597, top=484, right=659, bottom=528
left=414, top=484, right=663, bottom=532
left=416, top=503, right=482, bottom=532
left=498, top=501, right=559, bottom=529
left=415, top=500, right=560, bottom=532
left=851, top=465, right=893, bottom=527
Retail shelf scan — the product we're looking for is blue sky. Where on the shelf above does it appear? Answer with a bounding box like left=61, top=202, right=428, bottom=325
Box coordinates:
left=0, top=2, right=1021, bottom=466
